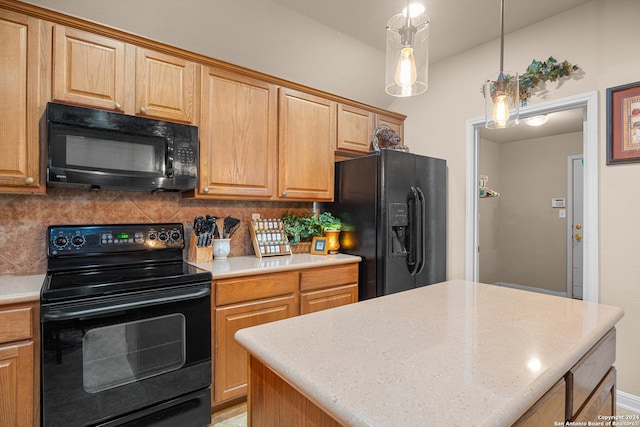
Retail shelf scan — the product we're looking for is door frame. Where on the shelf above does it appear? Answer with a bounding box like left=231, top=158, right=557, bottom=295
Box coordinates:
left=464, top=91, right=599, bottom=303
left=567, top=154, right=583, bottom=298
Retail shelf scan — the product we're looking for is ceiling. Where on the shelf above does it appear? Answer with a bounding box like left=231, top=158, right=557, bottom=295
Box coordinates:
left=272, top=0, right=592, bottom=63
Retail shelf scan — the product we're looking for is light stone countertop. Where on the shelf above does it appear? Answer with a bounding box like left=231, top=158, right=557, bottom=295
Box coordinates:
left=187, top=253, right=361, bottom=279
left=235, top=279, right=624, bottom=427
left=0, top=274, right=45, bottom=305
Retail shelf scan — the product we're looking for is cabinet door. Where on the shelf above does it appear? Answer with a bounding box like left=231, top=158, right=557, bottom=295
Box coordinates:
left=278, top=88, right=336, bottom=201
left=135, top=48, right=197, bottom=123
left=375, top=113, right=405, bottom=145
left=337, top=104, right=375, bottom=153
left=199, top=67, right=277, bottom=198
left=0, top=10, right=47, bottom=193
left=0, top=342, right=34, bottom=426
left=573, top=367, right=616, bottom=423
left=513, top=379, right=566, bottom=427
left=300, top=284, right=358, bottom=315
left=52, top=25, right=129, bottom=112
left=214, top=296, right=296, bottom=403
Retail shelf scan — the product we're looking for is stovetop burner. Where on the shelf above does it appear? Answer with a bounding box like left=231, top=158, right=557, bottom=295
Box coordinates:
left=42, top=223, right=212, bottom=303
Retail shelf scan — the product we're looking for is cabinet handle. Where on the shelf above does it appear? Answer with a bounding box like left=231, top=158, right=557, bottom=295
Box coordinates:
left=114, top=102, right=122, bottom=110
left=203, top=187, right=209, bottom=193
left=140, top=106, right=147, bottom=114
left=24, top=176, right=35, bottom=185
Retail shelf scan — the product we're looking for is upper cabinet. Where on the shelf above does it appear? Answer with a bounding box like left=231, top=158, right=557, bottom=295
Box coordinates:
left=376, top=113, right=405, bottom=145
left=53, top=25, right=198, bottom=123
left=337, top=103, right=375, bottom=153
left=278, top=88, right=336, bottom=201
left=52, top=26, right=129, bottom=112
left=135, top=48, right=197, bottom=123
left=199, top=67, right=277, bottom=198
left=0, top=9, right=49, bottom=194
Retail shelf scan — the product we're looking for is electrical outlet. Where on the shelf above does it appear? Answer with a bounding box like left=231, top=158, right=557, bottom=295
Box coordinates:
left=559, top=209, right=566, bottom=218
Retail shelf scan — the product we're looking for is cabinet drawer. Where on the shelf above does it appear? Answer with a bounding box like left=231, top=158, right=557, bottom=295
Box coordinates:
left=300, top=284, right=358, bottom=315
left=216, top=272, right=297, bottom=306
left=299, top=264, right=358, bottom=292
left=567, top=328, right=616, bottom=417
left=0, top=306, right=33, bottom=344
left=513, top=379, right=566, bottom=427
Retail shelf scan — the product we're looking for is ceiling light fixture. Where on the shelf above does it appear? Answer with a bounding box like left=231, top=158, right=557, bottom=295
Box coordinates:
left=525, top=115, right=549, bottom=127
left=385, top=1, right=429, bottom=97
left=484, top=0, right=519, bottom=128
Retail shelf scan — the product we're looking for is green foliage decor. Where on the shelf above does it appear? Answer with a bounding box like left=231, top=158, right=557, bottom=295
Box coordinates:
left=519, top=57, right=579, bottom=104
left=482, top=57, right=579, bottom=104
left=281, top=211, right=342, bottom=245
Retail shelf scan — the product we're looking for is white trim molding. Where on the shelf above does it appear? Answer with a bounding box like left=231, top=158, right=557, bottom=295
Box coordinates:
left=465, top=91, right=599, bottom=303
left=618, top=390, right=640, bottom=414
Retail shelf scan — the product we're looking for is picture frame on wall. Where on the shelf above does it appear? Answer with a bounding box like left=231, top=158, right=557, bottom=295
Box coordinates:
left=310, top=237, right=328, bottom=255
left=606, top=80, right=640, bottom=165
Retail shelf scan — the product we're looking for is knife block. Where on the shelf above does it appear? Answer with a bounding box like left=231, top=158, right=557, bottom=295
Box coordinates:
left=187, top=231, right=212, bottom=263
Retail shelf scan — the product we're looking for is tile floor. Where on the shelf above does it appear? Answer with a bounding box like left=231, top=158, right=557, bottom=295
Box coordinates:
left=211, top=403, right=639, bottom=426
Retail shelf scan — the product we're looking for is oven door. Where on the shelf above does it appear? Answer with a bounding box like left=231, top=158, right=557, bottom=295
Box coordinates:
left=41, top=282, right=211, bottom=427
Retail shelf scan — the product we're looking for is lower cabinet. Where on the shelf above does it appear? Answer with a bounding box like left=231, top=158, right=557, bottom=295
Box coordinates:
left=212, top=262, right=359, bottom=408
left=0, top=302, right=39, bottom=427
left=513, top=328, right=617, bottom=426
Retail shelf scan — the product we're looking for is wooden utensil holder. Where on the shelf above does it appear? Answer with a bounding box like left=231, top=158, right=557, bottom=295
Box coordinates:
left=187, top=231, right=212, bottom=263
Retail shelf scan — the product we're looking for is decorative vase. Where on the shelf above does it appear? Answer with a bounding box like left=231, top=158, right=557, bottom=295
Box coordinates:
left=324, top=230, right=340, bottom=254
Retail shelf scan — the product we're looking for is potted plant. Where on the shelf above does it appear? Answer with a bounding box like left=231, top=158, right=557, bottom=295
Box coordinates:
left=281, top=211, right=342, bottom=253
left=317, top=212, right=342, bottom=254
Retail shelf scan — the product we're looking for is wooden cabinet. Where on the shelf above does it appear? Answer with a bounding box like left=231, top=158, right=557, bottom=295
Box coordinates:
left=135, top=47, right=197, bottom=123
left=337, top=104, right=375, bottom=154
left=212, top=262, right=359, bottom=408
left=0, top=9, right=49, bottom=194
left=215, top=295, right=296, bottom=403
left=53, top=26, right=197, bottom=123
left=199, top=67, right=277, bottom=198
left=573, top=367, right=616, bottom=423
left=0, top=302, right=39, bottom=427
left=299, top=264, right=359, bottom=315
left=52, top=25, right=130, bottom=112
left=513, top=379, right=566, bottom=427
left=278, top=88, right=336, bottom=201
left=376, top=113, right=404, bottom=145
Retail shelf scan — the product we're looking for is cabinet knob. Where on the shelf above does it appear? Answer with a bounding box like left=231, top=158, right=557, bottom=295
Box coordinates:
left=140, top=106, right=147, bottom=114
left=24, top=176, right=35, bottom=185
left=114, top=102, right=122, bottom=110
left=203, top=187, right=209, bottom=193
left=282, top=191, right=287, bottom=197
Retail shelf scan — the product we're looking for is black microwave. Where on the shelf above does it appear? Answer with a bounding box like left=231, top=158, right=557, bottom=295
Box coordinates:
left=44, top=102, right=199, bottom=192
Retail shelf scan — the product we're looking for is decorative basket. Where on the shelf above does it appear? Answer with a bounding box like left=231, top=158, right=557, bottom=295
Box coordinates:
left=290, top=242, right=312, bottom=254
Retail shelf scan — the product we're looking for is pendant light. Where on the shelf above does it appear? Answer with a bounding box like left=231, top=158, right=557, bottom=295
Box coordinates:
left=484, top=0, right=519, bottom=128
left=385, top=1, right=429, bottom=97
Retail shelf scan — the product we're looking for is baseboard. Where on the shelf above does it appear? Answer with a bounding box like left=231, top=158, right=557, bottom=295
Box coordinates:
left=618, top=390, right=640, bottom=414
left=492, top=282, right=568, bottom=298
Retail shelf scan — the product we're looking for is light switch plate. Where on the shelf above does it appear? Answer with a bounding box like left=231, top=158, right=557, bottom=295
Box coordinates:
left=552, top=198, right=566, bottom=208
left=559, top=209, right=567, bottom=218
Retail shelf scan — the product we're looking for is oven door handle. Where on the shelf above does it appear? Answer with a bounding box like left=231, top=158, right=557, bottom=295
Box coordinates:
left=42, top=286, right=211, bottom=321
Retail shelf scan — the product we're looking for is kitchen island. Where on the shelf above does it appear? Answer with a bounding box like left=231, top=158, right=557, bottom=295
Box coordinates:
left=235, top=280, right=624, bottom=426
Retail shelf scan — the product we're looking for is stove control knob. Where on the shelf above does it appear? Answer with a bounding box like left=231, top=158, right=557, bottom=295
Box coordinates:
left=170, top=231, right=181, bottom=241
left=158, top=232, right=168, bottom=241
left=53, top=236, right=68, bottom=248
left=71, top=235, right=85, bottom=247
left=148, top=232, right=157, bottom=241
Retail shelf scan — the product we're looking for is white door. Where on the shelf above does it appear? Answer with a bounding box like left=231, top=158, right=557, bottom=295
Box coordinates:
left=569, top=155, right=584, bottom=299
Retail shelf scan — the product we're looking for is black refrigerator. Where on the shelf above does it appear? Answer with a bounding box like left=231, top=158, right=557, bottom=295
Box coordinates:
left=325, top=149, right=446, bottom=300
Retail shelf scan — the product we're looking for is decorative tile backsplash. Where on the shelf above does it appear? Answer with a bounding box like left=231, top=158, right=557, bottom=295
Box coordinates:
left=0, top=188, right=309, bottom=275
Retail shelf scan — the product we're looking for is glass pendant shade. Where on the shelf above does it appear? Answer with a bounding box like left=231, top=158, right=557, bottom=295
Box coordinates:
left=385, top=10, right=429, bottom=97
left=484, top=71, right=519, bottom=128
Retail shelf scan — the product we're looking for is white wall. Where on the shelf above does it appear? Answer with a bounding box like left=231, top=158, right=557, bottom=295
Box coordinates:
left=393, top=0, right=640, bottom=397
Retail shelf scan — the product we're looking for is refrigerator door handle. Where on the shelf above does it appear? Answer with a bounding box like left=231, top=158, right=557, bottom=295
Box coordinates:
left=415, top=186, right=427, bottom=276
left=408, top=186, right=422, bottom=276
